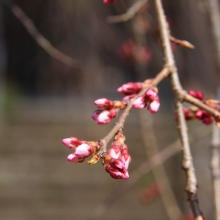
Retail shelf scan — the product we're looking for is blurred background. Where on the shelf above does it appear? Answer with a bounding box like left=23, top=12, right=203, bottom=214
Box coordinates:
left=0, top=0, right=218, bottom=219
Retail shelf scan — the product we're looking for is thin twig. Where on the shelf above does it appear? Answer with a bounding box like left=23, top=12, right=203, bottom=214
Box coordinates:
left=106, top=0, right=149, bottom=23
left=3, top=0, right=80, bottom=68
left=210, top=86, right=220, bottom=220
left=154, top=0, right=204, bottom=219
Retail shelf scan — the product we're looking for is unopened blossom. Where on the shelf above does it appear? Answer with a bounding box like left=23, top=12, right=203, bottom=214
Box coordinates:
left=67, top=143, right=95, bottom=163
left=103, top=0, right=117, bottom=4
left=105, top=158, right=129, bottom=179
left=117, top=82, right=142, bottom=95
left=91, top=109, right=103, bottom=121
left=92, top=109, right=117, bottom=125
left=145, top=88, right=158, bottom=100
left=94, top=98, right=114, bottom=109
left=148, top=98, right=160, bottom=113
left=108, top=143, right=121, bottom=159
left=121, top=153, right=131, bottom=169
left=67, top=154, right=85, bottom=163
left=118, top=39, right=136, bottom=62
left=188, top=90, right=204, bottom=100
left=74, top=143, right=95, bottom=157
left=132, top=96, right=146, bottom=109
left=195, top=110, right=214, bottom=125
left=62, top=137, right=83, bottom=149
left=122, top=94, right=136, bottom=101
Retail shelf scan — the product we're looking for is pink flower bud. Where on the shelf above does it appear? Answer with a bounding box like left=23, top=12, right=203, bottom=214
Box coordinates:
left=145, top=89, right=157, bottom=100
left=95, top=110, right=117, bottom=125
left=118, top=39, right=136, bottom=62
left=91, top=109, right=102, bottom=121
left=74, top=143, right=94, bottom=157
left=108, top=145, right=121, bottom=159
left=103, top=0, right=117, bottom=4
left=105, top=164, right=129, bottom=179
left=62, top=137, right=82, bottom=149
left=121, top=154, right=131, bottom=170
left=188, top=90, right=204, bottom=100
left=196, top=91, right=204, bottom=100
left=94, top=98, right=114, bottom=109
left=67, top=154, right=85, bottom=163
left=132, top=96, right=146, bottom=109
left=122, top=94, right=136, bottom=101
left=148, top=98, right=160, bottom=113
left=195, top=110, right=213, bottom=125
left=109, top=158, right=126, bottom=170
left=117, top=82, right=142, bottom=95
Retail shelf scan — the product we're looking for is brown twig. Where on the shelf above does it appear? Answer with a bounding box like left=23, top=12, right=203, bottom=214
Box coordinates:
left=169, top=36, right=195, bottom=49
left=3, top=0, right=80, bottom=69
left=154, top=0, right=204, bottom=219
left=106, top=0, right=149, bottom=23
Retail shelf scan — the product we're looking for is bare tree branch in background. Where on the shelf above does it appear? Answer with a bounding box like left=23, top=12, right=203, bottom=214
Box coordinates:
left=210, top=87, right=220, bottom=220
left=138, top=112, right=182, bottom=220
left=3, top=0, right=81, bottom=69
left=106, top=0, right=148, bottom=23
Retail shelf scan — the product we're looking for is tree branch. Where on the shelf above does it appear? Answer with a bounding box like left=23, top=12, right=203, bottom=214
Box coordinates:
left=106, top=0, right=149, bottom=23
left=153, top=0, right=204, bottom=218
left=3, top=0, right=80, bottom=69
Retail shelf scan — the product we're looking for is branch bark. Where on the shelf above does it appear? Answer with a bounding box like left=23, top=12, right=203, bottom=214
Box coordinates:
left=3, top=0, right=80, bottom=69
left=153, top=0, right=204, bottom=218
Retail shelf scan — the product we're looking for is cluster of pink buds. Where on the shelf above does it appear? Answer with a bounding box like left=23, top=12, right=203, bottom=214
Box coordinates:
left=62, top=137, right=98, bottom=163
left=103, top=0, right=117, bottom=4
left=118, top=39, right=152, bottom=65
left=118, top=80, right=160, bottom=113
left=103, top=130, right=131, bottom=179
left=175, top=90, right=220, bottom=126
left=92, top=98, right=127, bottom=125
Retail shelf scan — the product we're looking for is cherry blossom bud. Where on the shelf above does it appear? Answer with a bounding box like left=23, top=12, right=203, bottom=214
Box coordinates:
left=74, top=143, right=94, bottom=157
left=188, top=90, right=204, bottom=100
left=145, top=88, right=158, bottom=100
left=103, top=0, right=117, bottom=4
left=132, top=96, right=146, bottom=109
left=118, top=39, right=136, bottom=62
left=196, top=91, right=204, bottom=100
left=122, top=94, right=136, bottom=101
left=91, top=109, right=102, bottom=121
left=94, top=98, right=114, bottom=109
left=117, top=82, right=142, bottom=95
left=62, top=137, right=82, bottom=149
left=121, top=153, right=131, bottom=169
left=109, top=158, right=126, bottom=170
left=67, top=154, right=85, bottom=163
left=105, top=164, right=129, bottom=179
left=108, top=144, right=121, bottom=159
left=195, top=110, right=213, bottom=125
left=96, top=110, right=117, bottom=125
left=148, top=98, right=160, bottom=113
